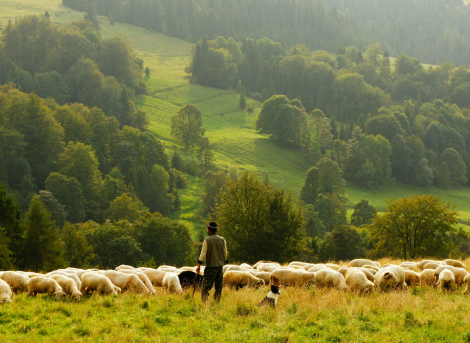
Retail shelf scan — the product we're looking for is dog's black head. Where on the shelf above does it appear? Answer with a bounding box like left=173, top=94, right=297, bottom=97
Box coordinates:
left=270, top=284, right=280, bottom=294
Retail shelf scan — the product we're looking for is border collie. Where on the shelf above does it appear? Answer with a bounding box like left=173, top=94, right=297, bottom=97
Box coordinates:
left=258, top=285, right=281, bottom=308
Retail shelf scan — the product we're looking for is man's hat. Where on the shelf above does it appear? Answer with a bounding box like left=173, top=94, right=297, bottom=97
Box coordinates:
left=207, top=222, right=218, bottom=231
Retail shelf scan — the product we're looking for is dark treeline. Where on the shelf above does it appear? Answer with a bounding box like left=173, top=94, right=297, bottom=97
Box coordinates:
left=63, top=0, right=365, bottom=53
left=63, top=0, right=470, bottom=66
left=323, top=0, right=470, bottom=65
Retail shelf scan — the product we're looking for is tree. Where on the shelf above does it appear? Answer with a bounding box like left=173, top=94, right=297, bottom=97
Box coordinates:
left=45, top=172, right=86, bottom=223
left=106, top=236, right=143, bottom=268
left=331, top=225, right=366, bottom=260
left=351, top=199, right=377, bottom=227
left=437, top=162, right=452, bottom=190
left=440, top=148, right=467, bottom=186
left=256, top=95, right=307, bottom=146
left=38, top=190, right=66, bottom=228
left=85, top=0, right=100, bottom=30
left=216, top=171, right=307, bottom=263
left=369, top=195, right=459, bottom=259
left=135, top=213, right=193, bottom=266
left=239, top=91, right=246, bottom=109
left=198, top=137, right=215, bottom=174
left=145, top=164, right=173, bottom=215
left=145, top=67, right=150, bottom=77
left=171, top=149, right=184, bottom=172
left=62, top=222, right=94, bottom=267
left=198, top=170, right=226, bottom=217
left=0, top=181, right=23, bottom=266
left=316, top=233, right=336, bottom=262
left=107, top=193, right=146, bottom=223
left=22, top=196, right=63, bottom=272
left=171, top=104, right=204, bottom=149
left=391, top=134, right=411, bottom=182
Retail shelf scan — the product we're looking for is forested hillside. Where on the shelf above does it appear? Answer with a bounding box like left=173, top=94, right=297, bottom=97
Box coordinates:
left=62, top=0, right=470, bottom=66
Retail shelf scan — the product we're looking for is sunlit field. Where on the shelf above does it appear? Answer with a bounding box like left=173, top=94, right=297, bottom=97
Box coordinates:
left=2, top=258, right=470, bottom=342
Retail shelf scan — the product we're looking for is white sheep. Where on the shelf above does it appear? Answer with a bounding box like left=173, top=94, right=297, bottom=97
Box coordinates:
left=143, top=269, right=167, bottom=287
left=348, top=259, right=381, bottom=268
left=374, top=266, right=406, bottom=292
left=314, top=269, right=349, bottom=290
left=118, top=269, right=156, bottom=294
left=47, top=271, right=81, bottom=289
left=0, top=279, right=12, bottom=304
left=345, top=268, right=374, bottom=293
left=102, top=271, right=151, bottom=294
left=80, top=273, right=119, bottom=296
left=49, top=274, right=83, bottom=301
left=28, top=276, right=65, bottom=299
left=162, top=272, right=184, bottom=294
left=433, top=266, right=468, bottom=287
left=0, top=271, right=29, bottom=293
left=436, top=269, right=455, bottom=292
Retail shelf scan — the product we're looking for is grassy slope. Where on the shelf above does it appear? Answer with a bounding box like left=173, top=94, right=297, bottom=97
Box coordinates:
left=3, top=0, right=470, bottom=234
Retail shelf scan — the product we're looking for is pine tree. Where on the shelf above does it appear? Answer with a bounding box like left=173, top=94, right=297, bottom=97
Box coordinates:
left=438, top=162, right=452, bottom=190
left=330, top=119, right=338, bottom=140
left=357, top=113, right=366, bottom=130
left=85, top=0, right=100, bottom=30
left=198, top=137, right=215, bottom=174
left=44, top=11, right=50, bottom=19
left=23, top=196, right=63, bottom=272
left=145, top=67, right=150, bottom=77
left=239, top=91, right=246, bottom=110
left=356, top=51, right=364, bottom=64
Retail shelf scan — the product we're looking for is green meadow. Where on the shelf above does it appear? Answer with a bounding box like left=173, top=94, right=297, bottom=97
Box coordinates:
left=2, top=0, right=470, bottom=234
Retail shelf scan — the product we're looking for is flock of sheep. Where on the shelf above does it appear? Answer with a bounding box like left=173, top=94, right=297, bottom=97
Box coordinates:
left=0, top=258, right=469, bottom=304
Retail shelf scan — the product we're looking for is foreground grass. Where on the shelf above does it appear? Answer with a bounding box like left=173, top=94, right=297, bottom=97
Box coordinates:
left=2, top=282, right=470, bottom=342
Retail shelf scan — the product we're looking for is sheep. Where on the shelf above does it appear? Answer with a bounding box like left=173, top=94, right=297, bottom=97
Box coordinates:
left=28, top=276, right=65, bottom=299
left=417, top=260, right=436, bottom=271
left=444, top=259, right=467, bottom=269
left=256, top=263, right=281, bottom=273
left=399, top=263, right=420, bottom=273
left=433, top=266, right=468, bottom=287
left=423, top=262, right=443, bottom=270
left=348, top=259, right=381, bottom=268
left=158, top=267, right=178, bottom=273
left=255, top=272, right=271, bottom=286
left=224, top=271, right=265, bottom=289
left=178, top=271, right=203, bottom=290
left=358, top=268, right=376, bottom=282
left=404, top=270, right=421, bottom=287
left=80, top=273, right=119, bottom=296
left=117, top=269, right=156, bottom=294
left=270, top=269, right=314, bottom=287
left=420, top=269, right=436, bottom=286
left=374, top=266, right=406, bottom=292
left=314, top=269, right=349, bottom=290
left=325, top=263, right=341, bottom=271
left=288, top=261, right=308, bottom=267
left=0, top=279, right=12, bottom=304
left=362, top=265, right=379, bottom=272
left=463, top=274, right=470, bottom=295
left=307, top=267, right=325, bottom=273
left=240, top=263, right=252, bottom=269
left=301, top=264, right=318, bottom=271
left=253, top=261, right=280, bottom=269
left=47, top=271, right=81, bottom=289
left=436, top=269, right=455, bottom=292
left=143, top=269, right=167, bottom=287
left=49, top=275, right=82, bottom=301
left=162, top=272, right=184, bottom=294
left=337, top=267, right=349, bottom=277
left=101, top=271, right=150, bottom=294
left=225, top=266, right=242, bottom=273
left=0, top=271, right=29, bottom=294
left=115, top=265, right=137, bottom=271
left=345, top=268, right=374, bottom=293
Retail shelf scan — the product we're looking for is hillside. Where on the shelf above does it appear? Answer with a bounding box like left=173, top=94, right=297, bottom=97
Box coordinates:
left=2, top=0, right=470, bottom=234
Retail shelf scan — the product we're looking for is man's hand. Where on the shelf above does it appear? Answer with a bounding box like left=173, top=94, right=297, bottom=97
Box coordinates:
left=196, top=264, right=201, bottom=275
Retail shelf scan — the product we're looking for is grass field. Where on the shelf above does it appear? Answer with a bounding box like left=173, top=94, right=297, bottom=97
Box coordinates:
left=3, top=258, right=470, bottom=342
left=3, top=0, right=470, bottom=234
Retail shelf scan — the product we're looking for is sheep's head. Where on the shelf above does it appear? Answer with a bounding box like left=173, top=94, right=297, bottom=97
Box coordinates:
left=72, top=291, right=83, bottom=302
left=54, top=290, right=65, bottom=299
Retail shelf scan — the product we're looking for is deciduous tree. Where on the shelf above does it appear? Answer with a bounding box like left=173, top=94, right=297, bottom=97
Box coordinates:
left=171, top=104, right=204, bottom=149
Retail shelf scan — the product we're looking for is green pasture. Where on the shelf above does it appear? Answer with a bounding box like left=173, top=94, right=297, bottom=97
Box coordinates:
left=3, top=287, right=470, bottom=343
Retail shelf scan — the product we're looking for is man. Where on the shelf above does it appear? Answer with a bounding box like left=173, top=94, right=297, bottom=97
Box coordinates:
left=196, top=222, right=227, bottom=302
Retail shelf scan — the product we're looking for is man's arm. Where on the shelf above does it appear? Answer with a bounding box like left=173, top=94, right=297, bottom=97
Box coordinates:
left=196, top=240, right=207, bottom=274
left=223, top=239, right=228, bottom=264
